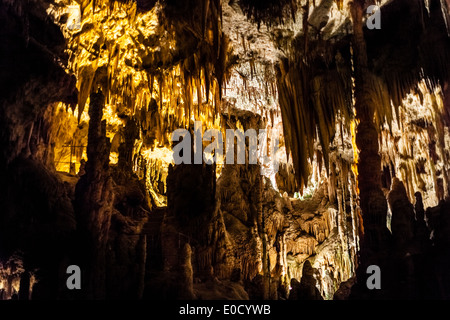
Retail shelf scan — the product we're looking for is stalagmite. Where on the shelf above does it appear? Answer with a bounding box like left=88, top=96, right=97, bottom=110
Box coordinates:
left=74, top=89, right=114, bottom=299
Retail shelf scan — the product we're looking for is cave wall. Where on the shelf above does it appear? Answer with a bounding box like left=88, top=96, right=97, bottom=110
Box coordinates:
left=1, top=0, right=450, bottom=301
left=0, top=0, right=78, bottom=300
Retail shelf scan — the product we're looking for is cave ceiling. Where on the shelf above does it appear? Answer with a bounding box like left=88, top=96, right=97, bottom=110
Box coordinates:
left=40, top=0, right=450, bottom=199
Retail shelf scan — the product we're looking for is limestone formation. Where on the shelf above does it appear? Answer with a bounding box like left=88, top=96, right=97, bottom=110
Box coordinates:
left=1, top=0, right=450, bottom=301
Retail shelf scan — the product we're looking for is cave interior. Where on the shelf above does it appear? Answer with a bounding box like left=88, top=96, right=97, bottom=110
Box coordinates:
left=1, top=0, right=450, bottom=300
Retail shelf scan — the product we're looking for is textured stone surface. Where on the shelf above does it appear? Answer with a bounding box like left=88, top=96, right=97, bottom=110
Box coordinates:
left=1, top=0, right=450, bottom=301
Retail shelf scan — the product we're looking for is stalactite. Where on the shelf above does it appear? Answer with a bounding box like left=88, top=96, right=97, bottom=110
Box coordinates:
left=348, top=170, right=359, bottom=252
left=378, top=81, right=450, bottom=208
left=25, top=0, right=450, bottom=300
left=238, top=0, right=298, bottom=28
left=276, top=39, right=353, bottom=191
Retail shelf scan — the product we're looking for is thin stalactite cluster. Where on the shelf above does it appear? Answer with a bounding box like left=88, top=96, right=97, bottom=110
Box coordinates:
left=63, top=0, right=235, bottom=139
left=274, top=0, right=450, bottom=196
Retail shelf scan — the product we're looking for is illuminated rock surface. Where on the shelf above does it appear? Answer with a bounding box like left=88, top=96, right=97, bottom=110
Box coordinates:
left=0, top=0, right=449, bottom=300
